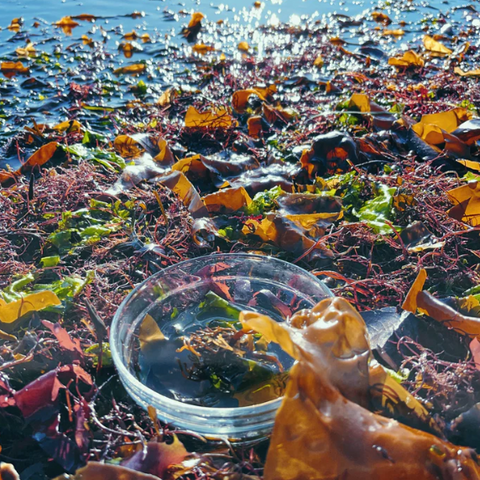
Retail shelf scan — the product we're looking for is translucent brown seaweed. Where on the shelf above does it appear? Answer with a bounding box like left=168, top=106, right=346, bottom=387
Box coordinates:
left=241, top=297, right=480, bottom=480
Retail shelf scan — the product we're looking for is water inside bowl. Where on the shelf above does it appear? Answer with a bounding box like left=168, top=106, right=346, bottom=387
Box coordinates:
left=124, top=275, right=311, bottom=408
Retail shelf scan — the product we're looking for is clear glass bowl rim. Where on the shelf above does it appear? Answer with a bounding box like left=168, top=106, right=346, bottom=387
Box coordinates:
left=110, top=253, right=332, bottom=423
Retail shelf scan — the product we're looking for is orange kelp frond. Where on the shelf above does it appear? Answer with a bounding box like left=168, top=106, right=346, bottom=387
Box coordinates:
left=241, top=297, right=480, bottom=480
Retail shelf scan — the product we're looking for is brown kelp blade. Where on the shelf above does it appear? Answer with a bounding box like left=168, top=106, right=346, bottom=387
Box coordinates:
left=241, top=297, right=480, bottom=480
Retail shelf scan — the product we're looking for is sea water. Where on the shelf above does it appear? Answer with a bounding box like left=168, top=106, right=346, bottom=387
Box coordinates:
left=130, top=292, right=294, bottom=408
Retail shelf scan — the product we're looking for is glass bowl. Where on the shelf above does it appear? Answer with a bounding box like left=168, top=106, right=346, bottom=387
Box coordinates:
left=110, top=253, right=332, bottom=441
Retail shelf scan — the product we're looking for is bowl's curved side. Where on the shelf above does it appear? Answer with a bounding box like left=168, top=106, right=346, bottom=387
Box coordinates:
left=110, top=253, right=332, bottom=439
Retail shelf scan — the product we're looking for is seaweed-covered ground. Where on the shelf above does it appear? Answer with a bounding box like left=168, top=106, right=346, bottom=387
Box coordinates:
left=1, top=0, right=480, bottom=478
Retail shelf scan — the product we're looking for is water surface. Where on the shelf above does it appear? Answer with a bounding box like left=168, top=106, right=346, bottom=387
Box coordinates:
left=0, top=0, right=478, bottom=166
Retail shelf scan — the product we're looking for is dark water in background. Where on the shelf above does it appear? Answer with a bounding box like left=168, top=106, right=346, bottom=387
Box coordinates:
left=0, top=0, right=479, bottom=169
left=0, top=0, right=368, bottom=26
left=2, top=0, right=475, bottom=41
left=0, top=0, right=372, bottom=65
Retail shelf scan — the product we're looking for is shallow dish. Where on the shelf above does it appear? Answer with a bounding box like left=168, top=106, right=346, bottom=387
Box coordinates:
left=110, top=253, right=332, bottom=440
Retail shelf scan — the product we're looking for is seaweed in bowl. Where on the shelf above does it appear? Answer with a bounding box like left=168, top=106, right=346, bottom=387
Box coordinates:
left=134, top=291, right=294, bottom=408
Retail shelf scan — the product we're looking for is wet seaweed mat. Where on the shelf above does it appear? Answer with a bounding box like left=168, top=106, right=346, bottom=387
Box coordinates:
left=1, top=0, right=480, bottom=479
